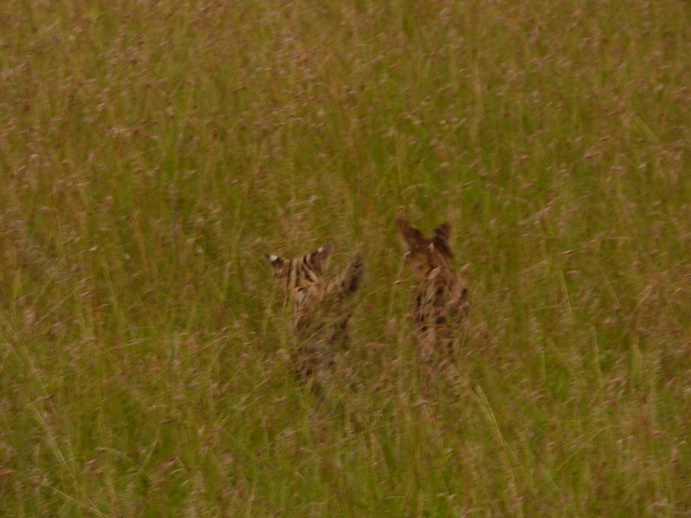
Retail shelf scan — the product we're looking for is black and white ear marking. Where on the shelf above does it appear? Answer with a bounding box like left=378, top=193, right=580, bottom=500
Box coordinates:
left=320, top=241, right=334, bottom=258
left=308, top=242, right=334, bottom=270
left=265, top=253, right=284, bottom=268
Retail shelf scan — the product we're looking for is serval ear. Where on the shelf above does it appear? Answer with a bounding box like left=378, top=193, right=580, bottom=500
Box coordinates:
left=307, top=242, right=334, bottom=271
left=432, top=223, right=453, bottom=258
left=265, top=253, right=283, bottom=267
left=396, top=218, right=426, bottom=251
left=265, top=253, right=286, bottom=277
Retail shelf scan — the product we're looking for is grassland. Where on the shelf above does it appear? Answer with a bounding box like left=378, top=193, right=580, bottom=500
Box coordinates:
left=1, top=0, right=689, bottom=515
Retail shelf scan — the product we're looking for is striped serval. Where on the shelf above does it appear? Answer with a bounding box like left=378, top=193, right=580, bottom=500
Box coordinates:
left=266, top=242, right=364, bottom=386
left=397, top=218, right=469, bottom=372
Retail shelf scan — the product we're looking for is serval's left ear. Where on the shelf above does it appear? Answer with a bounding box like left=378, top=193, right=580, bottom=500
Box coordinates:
left=265, top=253, right=283, bottom=266
left=396, top=218, right=426, bottom=251
left=433, top=223, right=453, bottom=258
left=265, top=253, right=287, bottom=277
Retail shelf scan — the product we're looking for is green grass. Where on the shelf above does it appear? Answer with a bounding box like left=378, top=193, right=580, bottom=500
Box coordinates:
left=1, top=0, right=689, bottom=515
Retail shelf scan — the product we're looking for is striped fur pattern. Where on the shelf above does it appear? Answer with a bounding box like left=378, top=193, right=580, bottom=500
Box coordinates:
left=397, top=218, right=469, bottom=371
left=266, top=242, right=364, bottom=384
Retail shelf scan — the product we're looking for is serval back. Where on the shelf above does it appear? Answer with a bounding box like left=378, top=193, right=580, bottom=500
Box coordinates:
left=266, top=242, right=364, bottom=386
left=397, top=218, right=469, bottom=372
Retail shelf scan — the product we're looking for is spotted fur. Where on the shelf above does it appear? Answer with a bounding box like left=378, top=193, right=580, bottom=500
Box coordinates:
left=397, top=218, right=469, bottom=371
left=266, top=243, right=364, bottom=384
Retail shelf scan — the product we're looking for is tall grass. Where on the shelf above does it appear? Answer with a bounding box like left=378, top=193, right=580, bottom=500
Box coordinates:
left=1, top=0, right=689, bottom=515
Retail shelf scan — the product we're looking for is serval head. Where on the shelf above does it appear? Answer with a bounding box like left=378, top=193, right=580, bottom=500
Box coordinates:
left=266, top=242, right=333, bottom=296
left=396, top=218, right=469, bottom=370
left=397, top=218, right=455, bottom=281
left=265, top=242, right=363, bottom=384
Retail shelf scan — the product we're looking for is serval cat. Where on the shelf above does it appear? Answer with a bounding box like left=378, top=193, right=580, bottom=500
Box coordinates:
left=266, top=242, right=364, bottom=387
left=397, top=218, right=470, bottom=373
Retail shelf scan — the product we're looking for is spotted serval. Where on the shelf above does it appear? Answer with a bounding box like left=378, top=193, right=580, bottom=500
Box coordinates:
left=397, top=218, right=470, bottom=372
left=266, top=242, right=364, bottom=386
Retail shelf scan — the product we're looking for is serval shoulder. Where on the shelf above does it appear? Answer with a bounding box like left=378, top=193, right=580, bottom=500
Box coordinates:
left=396, top=218, right=469, bottom=371
left=265, top=242, right=364, bottom=384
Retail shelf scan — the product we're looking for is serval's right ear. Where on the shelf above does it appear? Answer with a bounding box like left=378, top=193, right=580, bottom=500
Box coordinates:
left=434, top=223, right=451, bottom=243
left=432, top=223, right=453, bottom=259
left=307, top=242, right=334, bottom=272
left=396, top=218, right=426, bottom=251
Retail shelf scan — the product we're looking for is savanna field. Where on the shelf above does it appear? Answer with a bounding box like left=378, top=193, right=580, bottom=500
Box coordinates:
left=1, top=0, right=689, bottom=515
